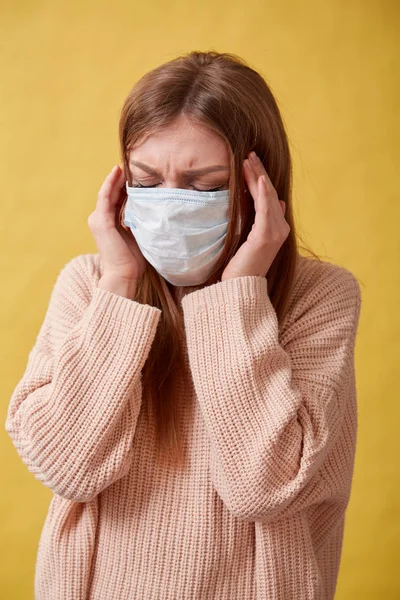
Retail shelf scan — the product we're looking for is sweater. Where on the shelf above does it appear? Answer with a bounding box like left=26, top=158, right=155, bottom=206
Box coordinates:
left=5, top=252, right=362, bottom=600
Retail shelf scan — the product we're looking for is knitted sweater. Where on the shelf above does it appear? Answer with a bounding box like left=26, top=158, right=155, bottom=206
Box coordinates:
left=5, top=252, right=362, bottom=600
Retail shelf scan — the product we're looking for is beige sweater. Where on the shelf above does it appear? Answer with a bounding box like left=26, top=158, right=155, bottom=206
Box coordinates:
left=5, top=252, right=362, bottom=600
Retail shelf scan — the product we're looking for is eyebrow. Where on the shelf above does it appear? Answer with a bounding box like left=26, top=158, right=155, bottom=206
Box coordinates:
left=129, top=160, right=229, bottom=177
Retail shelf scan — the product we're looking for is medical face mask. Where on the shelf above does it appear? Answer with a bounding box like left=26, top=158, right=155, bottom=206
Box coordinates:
left=123, top=182, right=230, bottom=286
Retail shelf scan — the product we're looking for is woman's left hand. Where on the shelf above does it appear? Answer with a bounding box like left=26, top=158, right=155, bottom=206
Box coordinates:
left=221, top=151, right=290, bottom=282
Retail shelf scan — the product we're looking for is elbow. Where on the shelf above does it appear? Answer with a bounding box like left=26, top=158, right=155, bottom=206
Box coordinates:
left=5, top=423, right=99, bottom=502
left=32, top=446, right=134, bottom=503
left=10, top=442, right=104, bottom=503
left=224, top=498, right=279, bottom=523
left=223, top=484, right=298, bottom=523
left=219, top=469, right=327, bottom=524
left=35, top=468, right=103, bottom=503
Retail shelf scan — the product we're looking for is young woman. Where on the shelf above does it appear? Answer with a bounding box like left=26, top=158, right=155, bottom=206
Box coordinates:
left=5, top=51, right=362, bottom=600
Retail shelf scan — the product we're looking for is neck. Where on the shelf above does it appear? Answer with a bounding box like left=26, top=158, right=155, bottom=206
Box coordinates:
left=172, top=284, right=203, bottom=303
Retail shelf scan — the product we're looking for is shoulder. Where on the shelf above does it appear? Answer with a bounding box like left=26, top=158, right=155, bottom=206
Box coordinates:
left=282, top=254, right=362, bottom=329
left=279, top=255, right=362, bottom=389
left=294, top=254, right=361, bottom=298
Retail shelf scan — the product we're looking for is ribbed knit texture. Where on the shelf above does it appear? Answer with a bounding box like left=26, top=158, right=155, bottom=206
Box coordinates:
left=5, top=252, right=362, bottom=600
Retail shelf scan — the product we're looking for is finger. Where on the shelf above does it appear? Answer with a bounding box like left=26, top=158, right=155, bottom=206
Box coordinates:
left=258, top=175, right=283, bottom=217
left=251, top=176, right=270, bottom=235
left=97, top=166, right=125, bottom=213
left=110, top=168, right=126, bottom=205
left=243, top=159, right=259, bottom=203
left=244, top=154, right=276, bottom=207
left=116, top=180, right=128, bottom=207
left=255, top=178, right=288, bottom=242
left=249, top=153, right=277, bottom=194
left=245, top=157, right=282, bottom=219
left=97, top=166, right=119, bottom=207
left=248, top=152, right=267, bottom=179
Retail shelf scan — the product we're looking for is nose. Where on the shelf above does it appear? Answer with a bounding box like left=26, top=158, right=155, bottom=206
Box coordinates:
left=159, top=179, right=186, bottom=189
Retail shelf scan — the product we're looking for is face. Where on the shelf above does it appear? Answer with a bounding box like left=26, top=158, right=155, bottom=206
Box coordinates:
left=128, top=113, right=230, bottom=192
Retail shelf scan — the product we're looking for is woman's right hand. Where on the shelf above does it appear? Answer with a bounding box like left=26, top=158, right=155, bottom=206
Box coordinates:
left=88, top=164, right=147, bottom=283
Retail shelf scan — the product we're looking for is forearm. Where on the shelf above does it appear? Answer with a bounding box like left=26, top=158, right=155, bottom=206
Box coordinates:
left=6, top=284, right=161, bottom=502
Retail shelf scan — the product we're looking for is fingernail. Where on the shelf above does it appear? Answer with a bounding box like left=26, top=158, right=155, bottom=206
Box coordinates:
left=250, top=152, right=257, bottom=163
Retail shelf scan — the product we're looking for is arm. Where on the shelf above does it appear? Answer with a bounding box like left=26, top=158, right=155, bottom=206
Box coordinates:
left=5, top=254, right=161, bottom=502
left=181, top=265, right=361, bottom=523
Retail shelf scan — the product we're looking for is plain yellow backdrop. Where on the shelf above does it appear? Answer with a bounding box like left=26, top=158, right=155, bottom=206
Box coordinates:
left=1, top=1, right=399, bottom=598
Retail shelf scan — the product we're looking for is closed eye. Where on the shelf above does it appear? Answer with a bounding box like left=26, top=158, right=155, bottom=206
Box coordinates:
left=133, top=182, right=224, bottom=192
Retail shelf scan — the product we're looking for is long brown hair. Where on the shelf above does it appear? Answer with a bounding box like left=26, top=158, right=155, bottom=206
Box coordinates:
left=118, top=50, right=319, bottom=467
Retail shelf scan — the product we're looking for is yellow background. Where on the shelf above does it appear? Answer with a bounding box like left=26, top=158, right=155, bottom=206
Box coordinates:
left=1, top=1, right=398, bottom=598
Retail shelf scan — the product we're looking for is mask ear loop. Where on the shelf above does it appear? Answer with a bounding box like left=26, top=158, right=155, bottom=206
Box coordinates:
left=118, top=183, right=129, bottom=231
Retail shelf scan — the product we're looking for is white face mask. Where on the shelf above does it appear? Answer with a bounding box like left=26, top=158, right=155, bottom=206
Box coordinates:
left=123, top=182, right=230, bottom=286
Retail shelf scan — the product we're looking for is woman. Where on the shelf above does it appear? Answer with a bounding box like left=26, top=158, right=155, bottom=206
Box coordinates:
left=5, top=51, right=362, bottom=600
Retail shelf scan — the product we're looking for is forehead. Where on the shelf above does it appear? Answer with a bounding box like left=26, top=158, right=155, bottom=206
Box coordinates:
left=128, top=116, right=230, bottom=167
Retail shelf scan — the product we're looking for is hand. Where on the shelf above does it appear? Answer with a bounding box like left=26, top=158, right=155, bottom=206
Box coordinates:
left=221, top=152, right=290, bottom=282
left=88, top=165, right=147, bottom=282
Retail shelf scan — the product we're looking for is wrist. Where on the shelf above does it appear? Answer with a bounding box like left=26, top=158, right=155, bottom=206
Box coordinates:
left=98, top=274, right=138, bottom=300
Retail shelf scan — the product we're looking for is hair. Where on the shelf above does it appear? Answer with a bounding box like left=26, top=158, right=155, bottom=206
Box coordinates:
left=117, top=50, right=320, bottom=468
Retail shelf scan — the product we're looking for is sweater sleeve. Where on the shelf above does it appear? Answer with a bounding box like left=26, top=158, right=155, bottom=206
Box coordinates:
left=181, top=266, right=361, bottom=523
left=5, top=254, right=161, bottom=503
